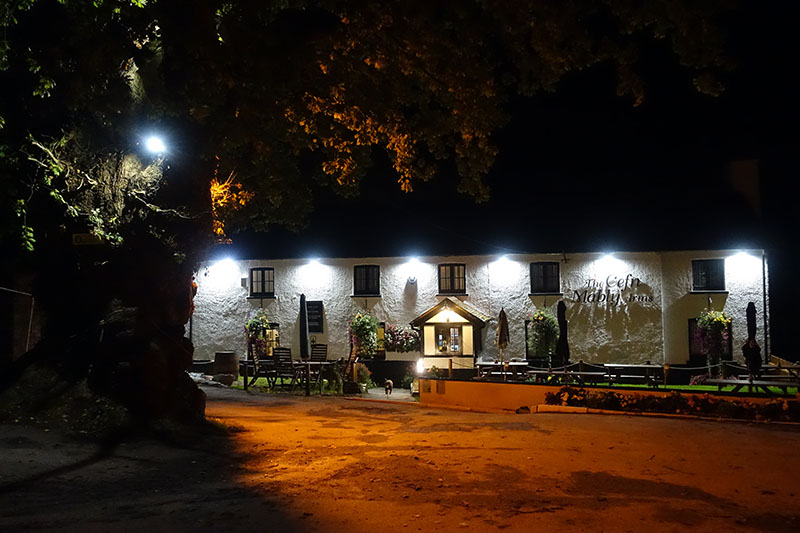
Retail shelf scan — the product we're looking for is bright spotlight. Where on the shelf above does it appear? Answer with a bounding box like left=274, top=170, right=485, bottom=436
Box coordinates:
left=144, top=136, right=166, bottom=154
left=207, top=258, right=241, bottom=289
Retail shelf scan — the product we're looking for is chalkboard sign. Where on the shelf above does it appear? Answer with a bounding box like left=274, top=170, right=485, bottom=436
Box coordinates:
left=307, top=300, right=324, bottom=333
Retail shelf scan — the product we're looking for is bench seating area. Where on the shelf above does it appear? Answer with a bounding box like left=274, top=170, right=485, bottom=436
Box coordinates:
left=477, top=361, right=665, bottom=387
left=707, top=378, right=800, bottom=395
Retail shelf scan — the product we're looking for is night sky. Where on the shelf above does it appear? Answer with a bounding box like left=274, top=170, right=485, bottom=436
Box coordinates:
left=220, top=2, right=799, bottom=357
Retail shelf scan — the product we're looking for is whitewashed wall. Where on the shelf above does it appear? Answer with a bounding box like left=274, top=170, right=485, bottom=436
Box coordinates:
left=192, top=250, right=768, bottom=366
left=661, top=250, right=768, bottom=364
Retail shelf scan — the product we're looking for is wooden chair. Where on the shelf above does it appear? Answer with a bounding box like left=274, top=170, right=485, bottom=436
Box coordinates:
left=311, top=344, right=328, bottom=362
left=249, top=345, right=276, bottom=387
left=297, top=344, right=328, bottom=386
left=272, top=347, right=299, bottom=390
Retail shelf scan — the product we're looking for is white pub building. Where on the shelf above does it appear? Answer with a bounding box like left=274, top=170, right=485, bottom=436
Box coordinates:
left=192, top=249, right=769, bottom=371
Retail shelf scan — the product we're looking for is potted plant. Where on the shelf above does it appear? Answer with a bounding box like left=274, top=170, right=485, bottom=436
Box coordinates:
left=527, top=309, right=559, bottom=366
left=695, top=308, right=732, bottom=377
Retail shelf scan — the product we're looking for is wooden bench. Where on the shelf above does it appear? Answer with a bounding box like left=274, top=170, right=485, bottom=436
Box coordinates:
left=736, top=374, right=799, bottom=382
left=485, top=371, right=527, bottom=382
left=604, top=364, right=664, bottom=387
left=526, top=370, right=607, bottom=386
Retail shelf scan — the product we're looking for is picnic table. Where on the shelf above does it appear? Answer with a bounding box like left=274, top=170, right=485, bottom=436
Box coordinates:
left=603, top=363, right=663, bottom=387
left=707, top=378, right=797, bottom=395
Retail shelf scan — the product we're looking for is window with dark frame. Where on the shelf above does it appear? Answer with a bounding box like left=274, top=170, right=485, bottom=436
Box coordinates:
left=692, top=259, right=725, bottom=291
left=438, top=263, right=466, bottom=294
left=353, top=265, right=380, bottom=296
left=530, top=262, right=560, bottom=294
left=249, top=267, right=275, bottom=297
left=434, top=324, right=462, bottom=355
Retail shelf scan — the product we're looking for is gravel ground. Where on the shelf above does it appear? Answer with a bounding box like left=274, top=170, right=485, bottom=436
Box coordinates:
left=2, top=385, right=800, bottom=532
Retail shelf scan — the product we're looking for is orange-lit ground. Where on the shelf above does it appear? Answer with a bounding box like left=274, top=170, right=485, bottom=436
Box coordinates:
left=2, top=386, right=800, bottom=531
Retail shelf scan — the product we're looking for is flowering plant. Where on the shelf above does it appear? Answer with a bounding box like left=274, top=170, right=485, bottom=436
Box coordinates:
left=695, top=308, right=732, bottom=376
left=384, top=324, right=420, bottom=353
left=697, top=309, right=732, bottom=336
left=349, top=312, right=379, bottom=357
left=244, top=308, right=271, bottom=339
left=695, top=308, right=732, bottom=353
left=527, top=309, right=559, bottom=359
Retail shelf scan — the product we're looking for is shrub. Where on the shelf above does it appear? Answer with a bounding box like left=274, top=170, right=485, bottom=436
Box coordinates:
left=354, top=362, right=372, bottom=385
left=544, top=386, right=800, bottom=421
left=400, top=372, right=415, bottom=389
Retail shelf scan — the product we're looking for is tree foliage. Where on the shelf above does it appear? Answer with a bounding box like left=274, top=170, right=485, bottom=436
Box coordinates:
left=1, top=0, right=733, bottom=252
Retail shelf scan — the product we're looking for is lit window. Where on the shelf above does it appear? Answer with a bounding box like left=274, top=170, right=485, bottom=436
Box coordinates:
left=692, top=259, right=725, bottom=291
left=250, top=267, right=275, bottom=297
left=354, top=265, right=380, bottom=296
left=530, top=262, right=560, bottom=294
left=438, top=264, right=466, bottom=294
left=434, top=325, right=462, bottom=355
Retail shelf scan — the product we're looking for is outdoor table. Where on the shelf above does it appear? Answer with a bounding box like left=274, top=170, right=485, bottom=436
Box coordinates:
left=293, top=360, right=335, bottom=395
left=603, top=363, right=663, bottom=387
left=707, top=378, right=795, bottom=395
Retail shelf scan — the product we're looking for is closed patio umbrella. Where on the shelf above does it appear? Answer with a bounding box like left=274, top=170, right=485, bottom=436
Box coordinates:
left=742, top=301, right=761, bottom=377
left=496, top=308, right=510, bottom=379
left=555, top=300, right=570, bottom=368
left=299, top=293, right=310, bottom=360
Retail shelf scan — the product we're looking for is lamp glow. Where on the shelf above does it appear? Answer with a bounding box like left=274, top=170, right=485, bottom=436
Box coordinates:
left=726, top=251, right=761, bottom=283
left=207, top=258, right=240, bottom=289
left=145, top=136, right=166, bottom=153
left=416, top=359, right=425, bottom=375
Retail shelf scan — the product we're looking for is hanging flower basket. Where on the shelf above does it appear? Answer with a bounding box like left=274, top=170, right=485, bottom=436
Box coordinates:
left=349, top=312, right=379, bottom=358
left=695, top=308, right=732, bottom=377
left=527, top=309, right=559, bottom=362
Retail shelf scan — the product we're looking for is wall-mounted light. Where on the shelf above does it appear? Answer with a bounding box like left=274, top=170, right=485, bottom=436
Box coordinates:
left=416, top=359, right=425, bottom=375
left=489, top=255, right=520, bottom=285
left=726, top=251, right=761, bottom=283
left=299, top=258, right=330, bottom=290
left=594, top=253, right=626, bottom=278
left=403, top=257, right=421, bottom=284
left=206, top=258, right=241, bottom=289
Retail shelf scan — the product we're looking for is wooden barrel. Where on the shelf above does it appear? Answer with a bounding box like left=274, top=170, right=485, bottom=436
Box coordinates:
left=214, top=351, right=239, bottom=378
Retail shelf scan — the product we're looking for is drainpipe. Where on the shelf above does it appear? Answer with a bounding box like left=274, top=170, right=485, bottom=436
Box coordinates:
left=761, top=251, right=769, bottom=361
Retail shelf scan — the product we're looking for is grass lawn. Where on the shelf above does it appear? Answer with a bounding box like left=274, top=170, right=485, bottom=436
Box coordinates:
left=575, top=382, right=798, bottom=395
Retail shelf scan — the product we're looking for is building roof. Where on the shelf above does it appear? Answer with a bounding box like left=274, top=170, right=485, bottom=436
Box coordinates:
left=410, top=296, right=491, bottom=328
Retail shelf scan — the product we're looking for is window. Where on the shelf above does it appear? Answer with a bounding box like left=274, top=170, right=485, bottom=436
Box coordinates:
left=530, top=262, right=560, bottom=294
left=354, top=265, right=380, bottom=296
left=249, top=267, right=274, bottom=297
left=434, top=325, right=462, bottom=355
left=438, top=263, right=466, bottom=294
left=692, top=259, right=725, bottom=291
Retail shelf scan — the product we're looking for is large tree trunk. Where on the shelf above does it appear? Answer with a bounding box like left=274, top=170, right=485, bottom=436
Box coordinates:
left=12, top=235, right=207, bottom=424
